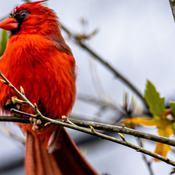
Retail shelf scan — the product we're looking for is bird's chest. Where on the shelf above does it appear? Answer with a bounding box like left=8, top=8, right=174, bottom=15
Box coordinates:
left=1, top=55, right=74, bottom=117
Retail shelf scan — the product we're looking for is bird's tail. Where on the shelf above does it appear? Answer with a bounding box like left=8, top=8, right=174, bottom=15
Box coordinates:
left=25, top=128, right=98, bottom=175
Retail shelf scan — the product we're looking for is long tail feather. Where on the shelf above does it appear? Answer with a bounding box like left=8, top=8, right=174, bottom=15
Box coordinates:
left=25, top=129, right=97, bottom=175
left=25, top=131, right=62, bottom=175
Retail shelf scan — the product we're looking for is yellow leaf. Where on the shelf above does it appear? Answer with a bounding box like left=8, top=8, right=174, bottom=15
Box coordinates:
left=154, top=142, right=172, bottom=161
left=158, top=125, right=174, bottom=138
left=123, top=118, right=157, bottom=127
left=154, top=126, right=173, bottom=161
left=123, top=117, right=174, bottom=160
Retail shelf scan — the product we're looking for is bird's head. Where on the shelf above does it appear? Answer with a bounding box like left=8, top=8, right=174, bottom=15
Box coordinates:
left=0, top=1, right=60, bottom=37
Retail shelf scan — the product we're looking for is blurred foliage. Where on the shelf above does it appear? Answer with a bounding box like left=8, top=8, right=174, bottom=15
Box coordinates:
left=145, top=80, right=165, bottom=116
left=124, top=80, right=175, bottom=161
left=170, top=102, right=175, bottom=117
left=0, top=29, right=8, bottom=57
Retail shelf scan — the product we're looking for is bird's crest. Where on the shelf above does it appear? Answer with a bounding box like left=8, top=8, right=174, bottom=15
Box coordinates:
left=10, top=1, right=46, bottom=16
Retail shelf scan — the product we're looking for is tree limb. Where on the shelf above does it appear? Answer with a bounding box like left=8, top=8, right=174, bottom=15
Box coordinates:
left=1, top=115, right=175, bottom=148
left=169, top=0, right=175, bottom=21
left=0, top=115, right=175, bottom=166
left=0, top=70, right=173, bottom=166
left=61, top=24, right=147, bottom=107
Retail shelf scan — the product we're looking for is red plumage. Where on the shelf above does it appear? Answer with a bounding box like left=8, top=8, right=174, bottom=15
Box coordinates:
left=0, top=1, right=97, bottom=175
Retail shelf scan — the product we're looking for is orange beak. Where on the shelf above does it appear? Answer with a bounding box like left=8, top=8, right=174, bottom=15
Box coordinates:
left=0, top=17, right=18, bottom=31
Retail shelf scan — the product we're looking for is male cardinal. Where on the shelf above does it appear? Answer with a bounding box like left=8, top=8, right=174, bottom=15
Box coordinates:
left=0, top=1, right=97, bottom=175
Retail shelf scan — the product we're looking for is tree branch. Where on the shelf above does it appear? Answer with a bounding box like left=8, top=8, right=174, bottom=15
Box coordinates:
left=0, top=115, right=175, bottom=166
left=77, top=94, right=122, bottom=113
left=0, top=56, right=174, bottom=167
left=69, top=118, right=175, bottom=146
left=137, top=138, right=154, bottom=175
left=1, top=115, right=175, bottom=148
left=61, top=24, right=147, bottom=107
left=169, top=0, right=175, bottom=21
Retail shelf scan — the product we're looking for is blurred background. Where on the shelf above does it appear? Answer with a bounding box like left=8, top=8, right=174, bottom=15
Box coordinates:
left=0, top=0, right=175, bottom=174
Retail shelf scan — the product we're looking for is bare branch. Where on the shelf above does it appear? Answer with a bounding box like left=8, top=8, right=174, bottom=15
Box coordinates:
left=69, top=118, right=175, bottom=147
left=77, top=94, right=123, bottom=113
left=0, top=115, right=175, bottom=166
left=0, top=19, right=147, bottom=107
left=1, top=115, right=175, bottom=148
left=169, top=0, right=175, bottom=21
left=137, top=138, right=154, bottom=175
left=61, top=24, right=147, bottom=107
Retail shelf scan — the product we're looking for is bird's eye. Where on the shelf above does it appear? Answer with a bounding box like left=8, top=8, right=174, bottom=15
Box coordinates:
left=19, top=11, right=30, bottom=18
left=14, top=10, right=30, bottom=24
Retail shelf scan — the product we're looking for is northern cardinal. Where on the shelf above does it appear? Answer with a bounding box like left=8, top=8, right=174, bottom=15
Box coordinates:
left=0, top=1, right=97, bottom=175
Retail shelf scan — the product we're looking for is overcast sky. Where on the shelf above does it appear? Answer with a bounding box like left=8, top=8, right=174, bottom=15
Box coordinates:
left=0, top=0, right=175, bottom=174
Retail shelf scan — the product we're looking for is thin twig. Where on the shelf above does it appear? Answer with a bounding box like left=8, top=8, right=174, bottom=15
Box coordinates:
left=0, top=68, right=175, bottom=166
left=22, top=0, right=31, bottom=3
left=0, top=125, right=26, bottom=145
left=122, top=94, right=154, bottom=175
left=78, top=94, right=123, bottom=113
left=68, top=118, right=175, bottom=147
left=0, top=72, right=175, bottom=166
left=61, top=24, right=147, bottom=106
left=0, top=115, right=175, bottom=166
left=0, top=9, right=146, bottom=106
left=0, top=1, right=173, bottom=170
left=138, top=138, right=154, bottom=175
left=169, top=0, right=175, bottom=21
left=10, top=108, right=36, bottom=117
left=1, top=115, right=175, bottom=147
left=0, top=116, right=31, bottom=123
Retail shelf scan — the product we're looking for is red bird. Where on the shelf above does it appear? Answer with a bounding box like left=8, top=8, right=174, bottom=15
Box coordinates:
left=0, top=1, right=97, bottom=175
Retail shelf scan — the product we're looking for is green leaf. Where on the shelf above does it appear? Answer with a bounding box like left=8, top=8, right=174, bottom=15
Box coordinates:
left=0, top=29, right=8, bottom=56
left=170, top=102, right=175, bottom=117
left=145, top=80, right=165, bottom=116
